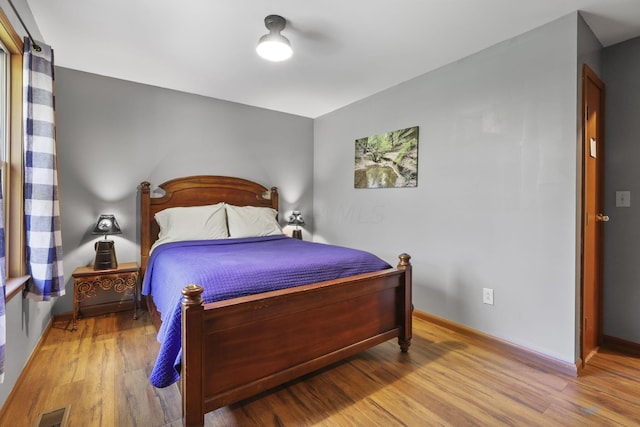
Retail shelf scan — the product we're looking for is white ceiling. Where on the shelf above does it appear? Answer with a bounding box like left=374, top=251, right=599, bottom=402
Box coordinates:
left=26, top=0, right=640, bottom=118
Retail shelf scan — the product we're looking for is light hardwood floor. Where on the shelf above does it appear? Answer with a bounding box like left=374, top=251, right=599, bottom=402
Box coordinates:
left=2, top=310, right=640, bottom=426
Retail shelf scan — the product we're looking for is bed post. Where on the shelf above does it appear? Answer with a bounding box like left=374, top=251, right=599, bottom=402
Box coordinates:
left=182, top=285, right=205, bottom=427
left=397, top=253, right=412, bottom=352
left=140, top=181, right=151, bottom=277
left=270, top=186, right=279, bottom=211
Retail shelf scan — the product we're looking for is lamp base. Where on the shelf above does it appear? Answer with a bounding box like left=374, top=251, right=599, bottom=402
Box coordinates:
left=93, top=240, right=118, bottom=270
left=292, top=229, right=302, bottom=240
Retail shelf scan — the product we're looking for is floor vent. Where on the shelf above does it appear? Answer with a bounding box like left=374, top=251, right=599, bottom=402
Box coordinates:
left=33, top=405, right=70, bottom=427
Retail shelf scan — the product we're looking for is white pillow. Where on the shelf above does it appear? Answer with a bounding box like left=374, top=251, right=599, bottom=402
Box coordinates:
left=151, top=203, right=228, bottom=252
left=226, top=204, right=283, bottom=238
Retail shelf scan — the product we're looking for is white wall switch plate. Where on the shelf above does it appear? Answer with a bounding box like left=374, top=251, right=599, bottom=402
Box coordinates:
left=616, top=191, right=631, bottom=207
left=483, top=288, right=494, bottom=305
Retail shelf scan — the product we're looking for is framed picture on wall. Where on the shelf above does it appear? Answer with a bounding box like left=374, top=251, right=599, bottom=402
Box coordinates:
left=354, top=126, right=419, bottom=188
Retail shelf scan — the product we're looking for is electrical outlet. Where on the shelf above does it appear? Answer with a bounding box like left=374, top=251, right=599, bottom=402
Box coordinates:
left=483, top=288, right=494, bottom=305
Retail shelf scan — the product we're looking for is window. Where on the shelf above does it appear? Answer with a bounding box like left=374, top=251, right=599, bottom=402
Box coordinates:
left=0, top=8, right=28, bottom=299
left=1, top=40, right=8, bottom=202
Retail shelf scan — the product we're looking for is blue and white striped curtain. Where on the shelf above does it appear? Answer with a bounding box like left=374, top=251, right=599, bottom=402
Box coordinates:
left=23, top=39, right=64, bottom=301
left=0, top=172, right=6, bottom=383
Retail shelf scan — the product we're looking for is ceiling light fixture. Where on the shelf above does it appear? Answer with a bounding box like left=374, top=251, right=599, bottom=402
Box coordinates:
left=256, top=15, right=293, bottom=62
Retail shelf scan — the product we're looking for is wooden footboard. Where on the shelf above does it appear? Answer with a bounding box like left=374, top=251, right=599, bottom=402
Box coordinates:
left=181, top=254, right=412, bottom=426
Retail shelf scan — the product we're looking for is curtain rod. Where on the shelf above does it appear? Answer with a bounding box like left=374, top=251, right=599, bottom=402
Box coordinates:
left=7, top=0, right=41, bottom=52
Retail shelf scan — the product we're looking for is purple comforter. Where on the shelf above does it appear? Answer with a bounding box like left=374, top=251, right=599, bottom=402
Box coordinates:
left=142, top=235, right=391, bottom=387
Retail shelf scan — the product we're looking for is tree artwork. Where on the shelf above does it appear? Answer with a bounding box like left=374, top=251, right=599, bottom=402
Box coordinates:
left=354, top=126, right=418, bottom=188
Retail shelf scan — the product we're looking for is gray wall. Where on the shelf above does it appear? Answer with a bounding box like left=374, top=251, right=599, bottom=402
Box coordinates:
left=314, top=14, right=581, bottom=363
left=0, top=291, right=55, bottom=408
left=52, top=67, right=315, bottom=315
left=602, top=36, right=640, bottom=343
left=578, top=14, right=603, bottom=76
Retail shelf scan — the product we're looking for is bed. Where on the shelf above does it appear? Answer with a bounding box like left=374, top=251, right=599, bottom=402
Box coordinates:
left=139, top=175, right=412, bottom=426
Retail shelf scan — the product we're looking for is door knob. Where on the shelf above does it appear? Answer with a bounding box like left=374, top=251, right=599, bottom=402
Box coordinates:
left=596, top=213, right=609, bottom=222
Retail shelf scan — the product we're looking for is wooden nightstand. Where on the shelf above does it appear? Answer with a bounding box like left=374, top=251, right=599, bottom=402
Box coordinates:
left=71, top=262, right=140, bottom=331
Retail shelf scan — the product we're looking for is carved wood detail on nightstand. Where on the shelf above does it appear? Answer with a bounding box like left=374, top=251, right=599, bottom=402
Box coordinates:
left=75, top=274, right=138, bottom=303
left=72, top=262, right=140, bottom=331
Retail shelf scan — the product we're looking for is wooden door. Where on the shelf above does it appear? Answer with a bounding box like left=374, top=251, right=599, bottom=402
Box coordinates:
left=581, top=65, right=606, bottom=366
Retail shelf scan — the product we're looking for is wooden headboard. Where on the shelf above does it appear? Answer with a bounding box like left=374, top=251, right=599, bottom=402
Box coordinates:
left=139, top=176, right=279, bottom=276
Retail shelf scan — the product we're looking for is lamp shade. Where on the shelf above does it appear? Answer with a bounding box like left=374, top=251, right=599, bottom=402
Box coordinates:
left=287, top=210, right=304, bottom=226
left=91, top=214, right=122, bottom=237
left=256, top=15, right=292, bottom=62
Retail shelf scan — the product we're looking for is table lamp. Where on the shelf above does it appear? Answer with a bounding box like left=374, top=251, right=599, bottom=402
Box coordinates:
left=287, top=210, right=305, bottom=240
left=91, top=214, right=122, bottom=269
